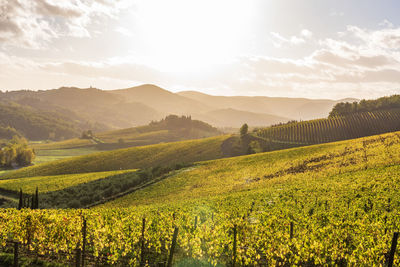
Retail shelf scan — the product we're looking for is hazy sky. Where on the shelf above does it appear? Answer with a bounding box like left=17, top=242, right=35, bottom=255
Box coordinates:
left=1, top=0, right=400, bottom=99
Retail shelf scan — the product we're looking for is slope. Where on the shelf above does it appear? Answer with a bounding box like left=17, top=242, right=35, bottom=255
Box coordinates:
left=103, top=131, right=400, bottom=208
left=1, top=135, right=230, bottom=179
left=0, top=101, right=92, bottom=140
left=256, top=108, right=400, bottom=146
left=33, top=115, right=221, bottom=150
left=1, top=132, right=400, bottom=265
left=178, top=90, right=356, bottom=120
left=1, top=87, right=163, bottom=129
left=111, top=84, right=210, bottom=115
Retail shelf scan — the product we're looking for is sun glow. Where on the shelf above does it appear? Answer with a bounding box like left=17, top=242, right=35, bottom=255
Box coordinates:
left=133, top=0, right=256, bottom=73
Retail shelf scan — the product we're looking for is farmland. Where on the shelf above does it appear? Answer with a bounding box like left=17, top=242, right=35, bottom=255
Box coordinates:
left=2, top=135, right=230, bottom=179
left=1, top=131, right=400, bottom=265
left=0, top=170, right=136, bottom=194
left=257, top=108, right=400, bottom=146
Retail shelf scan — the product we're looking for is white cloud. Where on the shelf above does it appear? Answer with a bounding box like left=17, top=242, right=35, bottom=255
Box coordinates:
left=301, top=29, right=313, bottom=38
left=0, top=0, right=134, bottom=49
left=1, top=21, right=400, bottom=100
left=114, top=26, right=132, bottom=37
left=270, top=31, right=306, bottom=48
left=379, top=19, right=394, bottom=28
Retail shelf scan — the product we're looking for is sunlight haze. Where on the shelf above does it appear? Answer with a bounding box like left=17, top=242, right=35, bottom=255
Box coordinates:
left=1, top=0, right=400, bottom=98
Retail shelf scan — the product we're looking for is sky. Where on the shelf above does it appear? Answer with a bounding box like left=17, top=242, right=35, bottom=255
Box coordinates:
left=1, top=0, right=400, bottom=99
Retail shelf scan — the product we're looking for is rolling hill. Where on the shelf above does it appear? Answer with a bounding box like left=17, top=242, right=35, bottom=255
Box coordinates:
left=0, top=101, right=105, bottom=140
left=1, top=84, right=357, bottom=141
left=178, top=90, right=356, bottom=120
left=110, top=84, right=210, bottom=115
left=101, top=131, right=400, bottom=208
left=1, top=131, right=399, bottom=265
left=1, top=135, right=231, bottom=179
left=33, top=115, right=221, bottom=150
left=256, top=108, right=400, bottom=146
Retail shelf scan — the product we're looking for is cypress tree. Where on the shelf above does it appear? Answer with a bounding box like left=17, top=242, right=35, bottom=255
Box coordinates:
left=30, top=196, right=34, bottom=209
left=35, top=187, right=39, bottom=209
left=18, top=189, right=23, bottom=210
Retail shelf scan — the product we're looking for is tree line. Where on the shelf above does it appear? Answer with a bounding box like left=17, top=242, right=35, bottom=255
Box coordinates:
left=0, top=136, right=35, bottom=168
left=329, top=95, right=400, bottom=117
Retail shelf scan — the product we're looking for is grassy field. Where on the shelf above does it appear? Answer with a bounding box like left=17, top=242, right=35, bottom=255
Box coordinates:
left=32, top=138, right=94, bottom=150
left=0, top=169, right=136, bottom=194
left=2, top=135, right=230, bottom=179
left=33, top=147, right=101, bottom=165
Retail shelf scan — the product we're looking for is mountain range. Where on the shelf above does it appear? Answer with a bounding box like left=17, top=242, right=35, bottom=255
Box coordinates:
left=0, top=84, right=356, bottom=140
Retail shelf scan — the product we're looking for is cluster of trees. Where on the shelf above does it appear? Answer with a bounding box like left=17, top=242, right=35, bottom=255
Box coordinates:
left=0, top=136, right=35, bottom=168
left=150, top=115, right=219, bottom=133
left=18, top=187, right=39, bottom=210
left=330, top=95, right=400, bottom=117
left=81, top=130, right=94, bottom=139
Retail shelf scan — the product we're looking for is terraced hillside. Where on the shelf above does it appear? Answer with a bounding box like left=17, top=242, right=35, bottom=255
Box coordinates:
left=2, top=135, right=230, bottom=179
left=1, top=132, right=400, bottom=265
left=256, top=108, right=400, bottom=146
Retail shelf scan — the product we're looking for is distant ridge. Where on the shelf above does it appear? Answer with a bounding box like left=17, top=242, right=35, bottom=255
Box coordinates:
left=0, top=84, right=358, bottom=140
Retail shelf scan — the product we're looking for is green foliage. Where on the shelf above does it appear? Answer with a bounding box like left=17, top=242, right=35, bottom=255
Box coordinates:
left=0, top=136, right=35, bottom=168
left=0, top=102, right=95, bottom=141
left=256, top=109, right=400, bottom=146
left=81, top=130, right=93, bottom=139
left=1, top=132, right=400, bottom=264
left=330, top=95, right=400, bottom=117
left=248, top=140, right=262, bottom=154
left=240, top=123, right=248, bottom=136
left=0, top=170, right=135, bottom=194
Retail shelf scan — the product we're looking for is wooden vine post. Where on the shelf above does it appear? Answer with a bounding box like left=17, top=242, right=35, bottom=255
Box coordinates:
left=75, top=247, right=81, bottom=267
left=167, top=227, right=179, bottom=267
left=81, top=217, right=87, bottom=267
left=232, top=224, right=237, bottom=267
left=388, top=232, right=399, bottom=267
left=13, top=241, right=19, bottom=267
left=140, top=218, right=146, bottom=266
left=290, top=222, right=294, bottom=240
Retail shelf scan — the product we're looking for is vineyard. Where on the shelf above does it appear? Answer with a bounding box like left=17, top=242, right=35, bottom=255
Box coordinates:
left=1, top=132, right=400, bottom=265
left=256, top=108, right=400, bottom=145
left=0, top=170, right=136, bottom=194
left=1, top=135, right=230, bottom=179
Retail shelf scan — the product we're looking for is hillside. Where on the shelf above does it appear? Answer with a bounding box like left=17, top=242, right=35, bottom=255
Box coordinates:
left=0, top=87, right=163, bottom=130
left=255, top=108, right=400, bottom=147
left=111, top=84, right=210, bottom=115
left=0, top=85, right=354, bottom=137
left=102, top=131, right=400, bottom=208
left=1, top=131, right=399, bottom=265
left=33, top=115, right=221, bottom=150
left=1, top=135, right=231, bottom=179
left=178, top=90, right=356, bottom=120
left=0, top=101, right=104, bottom=140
